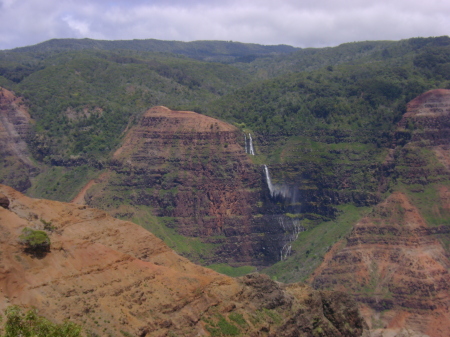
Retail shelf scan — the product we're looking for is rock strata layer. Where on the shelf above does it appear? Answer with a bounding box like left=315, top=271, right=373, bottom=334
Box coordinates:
left=0, top=87, right=37, bottom=191
left=0, top=184, right=366, bottom=337
left=84, top=106, right=286, bottom=265
left=310, top=89, right=450, bottom=337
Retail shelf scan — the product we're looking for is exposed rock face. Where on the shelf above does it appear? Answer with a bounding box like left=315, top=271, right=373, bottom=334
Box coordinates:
left=397, top=89, right=450, bottom=146
left=0, top=87, right=37, bottom=191
left=310, top=90, right=450, bottom=337
left=84, top=106, right=287, bottom=265
left=0, top=184, right=366, bottom=337
left=0, top=192, right=9, bottom=208
left=310, top=192, right=450, bottom=336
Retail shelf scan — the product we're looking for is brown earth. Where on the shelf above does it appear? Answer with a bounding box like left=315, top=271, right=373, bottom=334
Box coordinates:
left=0, top=184, right=367, bottom=337
left=0, top=87, right=38, bottom=191
left=82, top=106, right=279, bottom=266
left=310, top=89, right=450, bottom=337
left=71, top=172, right=109, bottom=205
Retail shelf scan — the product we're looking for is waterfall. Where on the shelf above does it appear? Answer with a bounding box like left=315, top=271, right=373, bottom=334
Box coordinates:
left=264, top=165, right=274, bottom=197
left=244, top=134, right=248, bottom=154
left=263, top=165, right=300, bottom=203
left=264, top=165, right=305, bottom=261
left=248, top=133, right=255, bottom=155
left=277, top=217, right=305, bottom=261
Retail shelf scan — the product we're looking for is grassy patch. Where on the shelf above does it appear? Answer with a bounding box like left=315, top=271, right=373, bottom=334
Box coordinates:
left=399, top=182, right=450, bottom=227
left=27, top=165, right=101, bottom=202
left=129, top=206, right=218, bottom=264
left=262, top=204, right=369, bottom=283
left=207, top=264, right=256, bottom=277
left=204, top=314, right=240, bottom=336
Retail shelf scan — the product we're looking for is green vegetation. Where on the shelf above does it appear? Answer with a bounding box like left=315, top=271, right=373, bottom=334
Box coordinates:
left=1, top=36, right=448, bottom=166
left=0, top=306, right=82, bottom=337
left=228, top=313, right=248, bottom=328
left=204, top=314, right=241, bottom=336
left=129, top=206, right=218, bottom=263
left=263, top=204, right=370, bottom=282
left=18, top=227, right=50, bottom=256
left=1, top=49, right=251, bottom=162
left=27, top=165, right=101, bottom=202
left=207, top=264, right=256, bottom=277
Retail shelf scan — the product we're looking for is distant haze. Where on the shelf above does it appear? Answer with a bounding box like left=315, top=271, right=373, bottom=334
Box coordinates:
left=0, top=0, right=449, bottom=50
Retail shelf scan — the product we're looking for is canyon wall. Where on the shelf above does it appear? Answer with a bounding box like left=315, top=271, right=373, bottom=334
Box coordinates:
left=309, top=89, right=450, bottom=337
left=0, top=87, right=37, bottom=191
left=0, top=185, right=366, bottom=337
left=83, top=106, right=290, bottom=266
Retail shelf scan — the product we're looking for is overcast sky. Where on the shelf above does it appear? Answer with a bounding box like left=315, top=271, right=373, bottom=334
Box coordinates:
left=0, top=0, right=449, bottom=50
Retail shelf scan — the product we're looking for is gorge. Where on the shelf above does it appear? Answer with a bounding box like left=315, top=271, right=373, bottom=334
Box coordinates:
left=1, top=36, right=450, bottom=336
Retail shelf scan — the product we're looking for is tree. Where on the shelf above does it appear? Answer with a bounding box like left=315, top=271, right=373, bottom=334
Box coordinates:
left=0, top=306, right=82, bottom=337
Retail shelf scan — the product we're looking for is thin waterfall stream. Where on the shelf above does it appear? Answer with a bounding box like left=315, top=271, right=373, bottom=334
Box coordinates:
left=248, top=133, right=255, bottom=155
left=264, top=165, right=305, bottom=261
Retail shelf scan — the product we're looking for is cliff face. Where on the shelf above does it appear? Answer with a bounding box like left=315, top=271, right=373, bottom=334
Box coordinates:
left=310, top=192, right=450, bottom=336
left=82, top=106, right=286, bottom=265
left=309, top=89, right=450, bottom=337
left=0, top=87, right=37, bottom=191
left=0, top=185, right=366, bottom=337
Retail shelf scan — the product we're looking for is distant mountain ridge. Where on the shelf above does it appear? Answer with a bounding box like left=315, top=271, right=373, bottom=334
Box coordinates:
left=5, top=38, right=299, bottom=63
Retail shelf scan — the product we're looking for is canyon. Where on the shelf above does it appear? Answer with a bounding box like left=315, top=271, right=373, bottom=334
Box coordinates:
left=79, top=105, right=302, bottom=266
left=0, top=185, right=366, bottom=336
left=1, top=36, right=450, bottom=336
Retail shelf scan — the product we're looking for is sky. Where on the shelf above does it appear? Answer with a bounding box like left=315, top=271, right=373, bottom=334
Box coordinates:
left=0, top=0, right=449, bottom=50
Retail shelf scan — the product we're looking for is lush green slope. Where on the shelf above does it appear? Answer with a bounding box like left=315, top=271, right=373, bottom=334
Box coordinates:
left=234, top=36, right=450, bottom=78
left=204, top=39, right=450, bottom=142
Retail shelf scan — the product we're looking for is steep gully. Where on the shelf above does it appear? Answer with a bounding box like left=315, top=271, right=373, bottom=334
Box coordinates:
left=0, top=87, right=38, bottom=191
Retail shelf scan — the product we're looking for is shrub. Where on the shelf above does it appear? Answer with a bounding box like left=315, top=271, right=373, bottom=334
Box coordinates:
left=18, top=227, right=51, bottom=256
left=1, top=306, right=82, bottom=337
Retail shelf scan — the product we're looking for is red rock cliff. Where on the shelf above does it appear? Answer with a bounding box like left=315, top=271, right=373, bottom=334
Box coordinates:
left=83, top=106, right=268, bottom=265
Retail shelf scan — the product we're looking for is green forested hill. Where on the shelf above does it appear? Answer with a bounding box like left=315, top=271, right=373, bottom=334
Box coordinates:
left=5, top=38, right=298, bottom=63
left=1, top=36, right=449, bottom=189
left=204, top=49, right=450, bottom=142
left=1, top=50, right=252, bottom=160
left=234, top=36, right=450, bottom=78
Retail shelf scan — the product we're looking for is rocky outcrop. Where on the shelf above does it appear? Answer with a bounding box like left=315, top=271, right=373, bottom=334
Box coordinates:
left=0, top=87, right=37, bottom=191
left=83, top=106, right=288, bottom=265
left=0, top=184, right=366, bottom=337
left=396, top=89, right=450, bottom=146
left=0, top=192, right=9, bottom=208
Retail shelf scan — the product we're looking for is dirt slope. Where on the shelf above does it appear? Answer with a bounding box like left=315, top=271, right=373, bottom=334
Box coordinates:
left=0, top=185, right=366, bottom=336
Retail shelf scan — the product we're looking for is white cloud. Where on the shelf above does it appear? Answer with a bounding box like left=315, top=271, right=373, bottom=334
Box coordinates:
left=0, top=0, right=449, bottom=50
left=62, top=15, right=91, bottom=37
